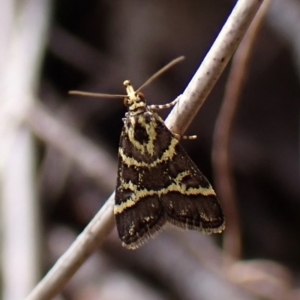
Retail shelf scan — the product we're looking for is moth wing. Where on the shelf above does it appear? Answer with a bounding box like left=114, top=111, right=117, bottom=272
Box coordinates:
left=160, top=143, right=225, bottom=233
left=115, top=117, right=168, bottom=249
left=115, top=194, right=165, bottom=249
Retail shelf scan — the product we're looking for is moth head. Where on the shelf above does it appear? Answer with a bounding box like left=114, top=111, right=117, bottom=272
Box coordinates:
left=123, top=80, right=146, bottom=113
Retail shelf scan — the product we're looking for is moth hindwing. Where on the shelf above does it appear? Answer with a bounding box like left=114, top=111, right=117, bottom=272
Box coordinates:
left=114, top=80, right=225, bottom=249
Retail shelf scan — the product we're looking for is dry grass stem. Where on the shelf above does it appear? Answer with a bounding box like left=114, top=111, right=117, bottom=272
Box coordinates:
left=212, top=0, right=272, bottom=260
left=0, top=0, right=52, bottom=299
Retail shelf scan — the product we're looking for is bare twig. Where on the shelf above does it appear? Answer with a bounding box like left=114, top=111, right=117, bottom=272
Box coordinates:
left=26, top=1, right=263, bottom=299
left=166, top=0, right=264, bottom=134
left=27, top=194, right=115, bottom=300
left=0, top=0, right=52, bottom=299
left=212, top=0, right=272, bottom=260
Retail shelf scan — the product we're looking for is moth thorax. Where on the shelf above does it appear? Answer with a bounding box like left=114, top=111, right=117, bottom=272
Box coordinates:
left=126, top=96, right=147, bottom=114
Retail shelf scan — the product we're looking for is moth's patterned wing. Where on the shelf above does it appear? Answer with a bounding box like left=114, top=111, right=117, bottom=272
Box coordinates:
left=115, top=110, right=224, bottom=249
left=115, top=111, right=173, bottom=249
left=114, top=194, right=165, bottom=249
left=160, top=143, right=225, bottom=233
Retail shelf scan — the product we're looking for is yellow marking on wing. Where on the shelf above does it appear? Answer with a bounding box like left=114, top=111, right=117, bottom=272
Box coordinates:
left=119, top=137, right=179, bottom=167
left=138, top=115, right=157, bottom=155
left=130, top=116, right=136, bottom=126
left=125, top=115, right=158, bottom=155
left=129, top=222, right=136, bottom=236
left=114, top=171, right=216, bottom=214
left=127, top=118, right=145, bottom=154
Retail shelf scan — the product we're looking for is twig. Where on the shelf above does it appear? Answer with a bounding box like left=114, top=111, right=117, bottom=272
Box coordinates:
left=26, top=194, right=115, bottom=300
left=26, top=1, right=263, bottom=299
left=166, top=0, right=264, bottom=133
left=0, top=0, right=52, bottom=299
left=212, top=0, right=272, bottom=260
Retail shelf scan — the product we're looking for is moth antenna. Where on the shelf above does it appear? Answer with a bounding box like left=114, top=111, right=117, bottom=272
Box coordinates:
left=68, top=90, right=125, bottom=99
left=69, top=56, right=184, bottom=98
left=136, top=56, right=185, bottom=93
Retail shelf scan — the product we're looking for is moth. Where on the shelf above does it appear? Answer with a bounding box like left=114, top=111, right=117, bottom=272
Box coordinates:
left=70, top=57, right=225, bottom=249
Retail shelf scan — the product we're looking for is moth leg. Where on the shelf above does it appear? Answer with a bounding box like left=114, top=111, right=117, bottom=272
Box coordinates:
left=173, top=132, right=197, bottom=140
left=148, top=96, right=179, bottom=110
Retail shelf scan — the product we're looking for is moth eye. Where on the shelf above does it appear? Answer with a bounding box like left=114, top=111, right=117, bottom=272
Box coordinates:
left=124, top=98, right=129, bottom=106
left=136, top=92, right=145, bottom=100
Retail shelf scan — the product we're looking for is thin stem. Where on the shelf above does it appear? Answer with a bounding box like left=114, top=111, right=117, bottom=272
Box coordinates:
left=212, top=0, right=272, bottom=261
left=166, top=0, right=263, bottom=134
left=0, top=0, right=52, bottom=299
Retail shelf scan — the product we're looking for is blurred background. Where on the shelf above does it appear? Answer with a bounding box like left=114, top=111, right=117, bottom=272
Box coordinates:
left=1, top=0, right=300, bottom=299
